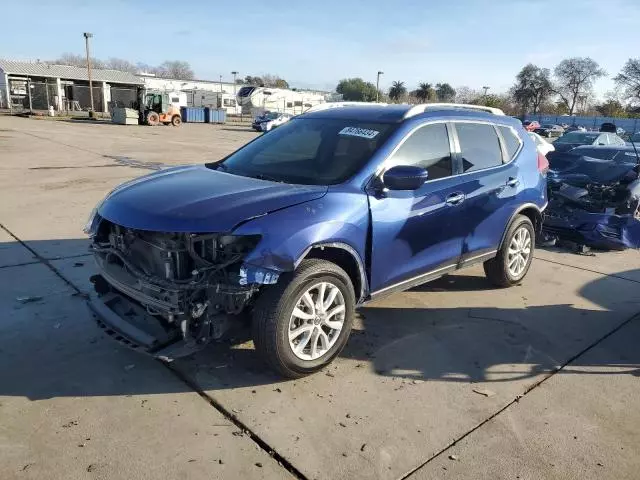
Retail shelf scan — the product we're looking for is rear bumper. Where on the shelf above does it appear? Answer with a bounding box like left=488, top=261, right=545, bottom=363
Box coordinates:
left=87, top=292, right=204, bottom=361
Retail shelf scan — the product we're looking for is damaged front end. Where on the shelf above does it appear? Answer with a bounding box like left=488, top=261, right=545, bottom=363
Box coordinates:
left=543, top=174, right=640, bottom=250
left=87, top=218, right=279, bottom=360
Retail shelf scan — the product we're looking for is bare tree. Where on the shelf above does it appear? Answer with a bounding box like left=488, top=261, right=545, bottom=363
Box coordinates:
left=53, top=52, right=105, bottom=69
left=454, top=86, right=481, bottom=104
left=104, top=58, right=138, bottom=73
left=614, top=58, right=640, bottom=106
left=157, top=60, right=195, bottom=80
left=552, top=57, right=605, bottom=115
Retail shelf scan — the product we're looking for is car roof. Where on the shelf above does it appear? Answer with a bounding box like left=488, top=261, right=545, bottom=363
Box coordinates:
left=300, top=102, right=516, bottom=126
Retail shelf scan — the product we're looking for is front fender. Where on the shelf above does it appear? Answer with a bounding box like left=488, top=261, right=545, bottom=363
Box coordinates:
left=233, top=189, right=370, bottom=275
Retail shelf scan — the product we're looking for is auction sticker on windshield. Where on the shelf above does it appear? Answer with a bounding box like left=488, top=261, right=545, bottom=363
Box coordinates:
left=339, top=126, right=379, bottom=139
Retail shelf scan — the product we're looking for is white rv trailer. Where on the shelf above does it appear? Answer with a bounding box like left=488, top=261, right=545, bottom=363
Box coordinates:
left=236, top=86, right=326, bottom=116
left=187, top=90, right=242, bottom=115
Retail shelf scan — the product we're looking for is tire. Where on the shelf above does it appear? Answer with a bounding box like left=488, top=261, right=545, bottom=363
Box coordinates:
left=171, top=115, right=182, bottom=127
left=252, top=259, right=355, bottom=378
left=484, top=214, right=535, bottom=288
left=146, top=112, right=160, bottom=126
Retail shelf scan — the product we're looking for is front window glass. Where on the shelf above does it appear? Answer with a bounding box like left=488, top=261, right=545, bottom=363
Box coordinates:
left=387, top=123, right=453, bottom=180
left=212, top=118, right=397, bottom=185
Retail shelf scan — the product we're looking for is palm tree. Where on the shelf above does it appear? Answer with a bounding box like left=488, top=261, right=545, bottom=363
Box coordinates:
left=416, top=82, right=433, bottom=102
left=388, top=81, right=407, bottom=102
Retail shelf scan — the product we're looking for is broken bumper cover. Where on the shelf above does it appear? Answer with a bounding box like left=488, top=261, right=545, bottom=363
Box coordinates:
left=544, top=208, right=640, bottom=250
left=87, top=293, right=201, bottom=361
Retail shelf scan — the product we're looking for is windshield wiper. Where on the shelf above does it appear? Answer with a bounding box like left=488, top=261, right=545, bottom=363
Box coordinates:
left=252, top=173, right=284, bottom=183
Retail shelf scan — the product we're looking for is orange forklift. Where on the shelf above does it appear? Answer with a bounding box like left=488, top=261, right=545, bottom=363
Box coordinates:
left=140, top=91, right=182, bottom=126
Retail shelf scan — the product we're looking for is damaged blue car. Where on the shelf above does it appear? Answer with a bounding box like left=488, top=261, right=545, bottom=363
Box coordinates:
left=545, top=145, right=640, bottom=250
left=85, top=103, right=547, bottom=377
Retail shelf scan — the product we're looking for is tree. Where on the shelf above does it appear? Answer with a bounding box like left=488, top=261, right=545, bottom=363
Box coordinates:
left=614, top=58, right=640, bottom=105
left=416, top=82, right=434, bottom=102
left=435, top=83, right=455, bottom=102
left=552, top=57, right=605, bottom=115
left=336, top=78, right=380, bottom=102
left=156, top=60, right=194, bottom=79
left=260, top=74, right=290, bottom=89
left=454, top=86, right=480, bottom=104
left=244, top=75, right=264, bottom=86
left=53, top=53, right=104, bottom=69
left=388, top=81, right=407, bottom=102
left=595, top=99, right=627, bottom=117
left=104, top=57, right=137, bottom=73
left=512, top=64, right=552, bottom=114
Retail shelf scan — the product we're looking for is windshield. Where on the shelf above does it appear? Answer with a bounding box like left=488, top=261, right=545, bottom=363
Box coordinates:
left=264, top=112, right=280, bottom=120
left=212, top=118, right=397, bottom=185
left=541, top=124, right=554, bottom=128
left=556, top=132, right=598, bottom=144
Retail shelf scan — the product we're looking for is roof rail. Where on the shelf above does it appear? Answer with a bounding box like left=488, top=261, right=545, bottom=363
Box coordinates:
left=404, top=103, right=505, bottom=119
left=304, top=101, right=388, bottom=113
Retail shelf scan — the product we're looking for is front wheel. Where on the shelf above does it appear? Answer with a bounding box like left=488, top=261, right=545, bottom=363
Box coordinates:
left=252, top=259, right=355, bottom=378
left=484, top=214, right=535, bottom=287
left=171, top=115, right=182, bottom=127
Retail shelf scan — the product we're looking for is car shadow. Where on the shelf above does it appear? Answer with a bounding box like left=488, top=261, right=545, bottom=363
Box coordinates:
left=0, top=237, right=638, bottom=401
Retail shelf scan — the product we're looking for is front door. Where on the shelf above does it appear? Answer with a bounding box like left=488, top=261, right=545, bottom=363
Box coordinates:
left=368, top=122, right=464, bottom=294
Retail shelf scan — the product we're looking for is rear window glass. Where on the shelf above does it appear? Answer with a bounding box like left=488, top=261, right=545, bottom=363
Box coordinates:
left=498, top=126, right=521, bottom=160
left=456, top=123, right=503, bottom=172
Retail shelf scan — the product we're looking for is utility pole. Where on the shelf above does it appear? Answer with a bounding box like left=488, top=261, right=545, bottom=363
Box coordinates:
left=482, top=85, right=490, bottom=98
left=83, top=32, right=95, bottom=118
left=376, top=71, right=384, bottom=102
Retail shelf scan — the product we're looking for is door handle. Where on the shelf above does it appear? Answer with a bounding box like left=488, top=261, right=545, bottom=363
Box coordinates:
left=506, top=177, right=520, bottom=187
left=445, top=192, right=465, bottom=205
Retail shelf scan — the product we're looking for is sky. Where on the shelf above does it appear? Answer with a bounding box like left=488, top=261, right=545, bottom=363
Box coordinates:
left=2, top=0, right=638, bottom=98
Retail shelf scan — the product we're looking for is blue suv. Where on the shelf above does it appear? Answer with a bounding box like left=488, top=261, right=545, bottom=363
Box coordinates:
left=85, top=103, right=547, bottom=377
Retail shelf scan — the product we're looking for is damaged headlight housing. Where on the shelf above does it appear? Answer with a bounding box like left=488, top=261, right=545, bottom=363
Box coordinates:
left=83, top=202, right=103, bottom=235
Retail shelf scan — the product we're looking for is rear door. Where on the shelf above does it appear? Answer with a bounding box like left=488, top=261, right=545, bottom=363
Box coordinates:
left=450, top=122, right=523, bottom=263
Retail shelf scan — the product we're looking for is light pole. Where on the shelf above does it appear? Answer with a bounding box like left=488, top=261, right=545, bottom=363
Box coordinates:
left=376, top=71, right=384, bottom=102
left=231, top=71, right=238, bottom=96
left=83, top=32, right=95, bottom=117
left=482, top=85, right=490, bottom=98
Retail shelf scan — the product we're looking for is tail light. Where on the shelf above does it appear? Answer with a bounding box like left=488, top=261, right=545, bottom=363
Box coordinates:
left=537, top=152, right=549, bottom=175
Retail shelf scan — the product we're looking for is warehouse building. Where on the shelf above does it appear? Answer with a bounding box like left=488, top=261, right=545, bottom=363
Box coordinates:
left=0, top=60, right=143, bottom=112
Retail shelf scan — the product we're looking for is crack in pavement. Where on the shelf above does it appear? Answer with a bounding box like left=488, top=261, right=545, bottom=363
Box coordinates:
left=0, top=220, right=308, bottom=480
left=534, top=255, right=640, bottom=285
left=4, top=216, right=639, bottom=480
left=397, top=310, right=640, bottom=480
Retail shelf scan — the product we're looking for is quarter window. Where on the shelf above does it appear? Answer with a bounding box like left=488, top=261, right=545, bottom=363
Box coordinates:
left=498, top=126, right=521, bottom=160
left=455, top=123, right=503, bottom=172
left=388, top=123, right=453, bottom=180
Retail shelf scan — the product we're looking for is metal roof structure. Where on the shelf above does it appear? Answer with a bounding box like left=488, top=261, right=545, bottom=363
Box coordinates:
left=0, top=60, right=143, bottom=85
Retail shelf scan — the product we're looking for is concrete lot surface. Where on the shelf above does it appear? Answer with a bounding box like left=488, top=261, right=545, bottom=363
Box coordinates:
left=0, top=116, right=638, bottom=480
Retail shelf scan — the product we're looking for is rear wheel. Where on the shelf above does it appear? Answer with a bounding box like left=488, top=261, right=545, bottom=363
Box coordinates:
left=146, top=112, right=160, bottom=126
left=171, top=115, right=182, bottom=127
left=484, top=215, right=535, bottom=287
left=252, top=259, right=355, bottom=378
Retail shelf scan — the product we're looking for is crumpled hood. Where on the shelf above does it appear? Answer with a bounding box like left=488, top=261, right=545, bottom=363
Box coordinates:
left=98, top=165, right=327, bottom=232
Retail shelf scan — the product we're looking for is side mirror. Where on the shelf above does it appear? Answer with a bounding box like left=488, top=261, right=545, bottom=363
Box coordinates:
left=383, top=165, right=429, bottom=191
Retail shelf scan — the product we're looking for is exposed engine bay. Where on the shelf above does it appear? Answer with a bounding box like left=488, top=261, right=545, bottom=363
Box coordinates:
left=543, top=158, right=640, bottom=250
left=88, top=219, right=272, bottom=358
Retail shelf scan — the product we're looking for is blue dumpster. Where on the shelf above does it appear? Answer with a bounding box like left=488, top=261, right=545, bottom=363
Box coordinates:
left=180, top=107, right=205, bottom=123
left=205, top=108, right=227, bottom=124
